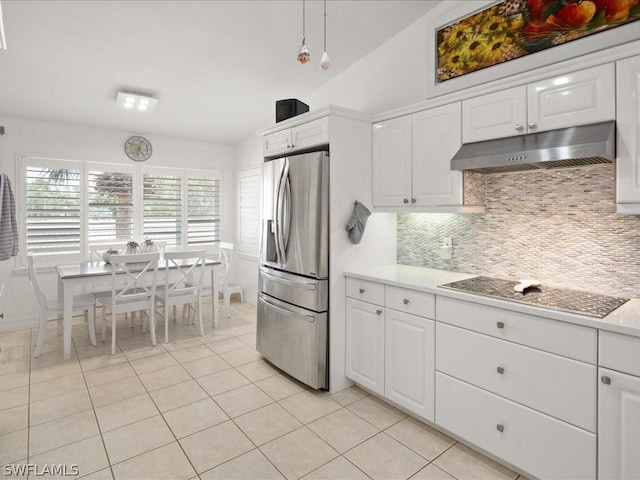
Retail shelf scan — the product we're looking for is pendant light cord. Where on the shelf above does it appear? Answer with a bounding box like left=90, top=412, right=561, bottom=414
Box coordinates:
left=303, top=0, right=306, bottom=39
left=323, top=0, right=327, bottom=51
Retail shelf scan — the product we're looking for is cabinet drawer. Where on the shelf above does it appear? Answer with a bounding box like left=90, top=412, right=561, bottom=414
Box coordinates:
left=436, top=373, right=596, bottom=480
left=345, top=278, right=384, bottom=305
left=436, top=323, right=596, bottom=432
left=436, top=296, right=597, bottom=364
left=600, top=331, right=640, bottom=377
left=385, top=286, right=435, bottom=318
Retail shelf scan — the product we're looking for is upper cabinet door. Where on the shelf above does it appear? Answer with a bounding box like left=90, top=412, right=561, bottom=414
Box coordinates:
left=291, top=116, right=330, bottom=152
left=263, top=129, right=292, bottom=157
left=528, top=63, right=615, bottom=133
left=462, top=86, right=527, bottom=143
left=372, top=115, right=412, bottom=207
left=412, top=103, right=463, bottom=206
left=616, top=55, right=640, bottom=206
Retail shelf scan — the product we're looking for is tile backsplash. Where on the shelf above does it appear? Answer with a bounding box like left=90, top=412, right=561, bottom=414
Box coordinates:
left=397, top=164, right=640, bottom=297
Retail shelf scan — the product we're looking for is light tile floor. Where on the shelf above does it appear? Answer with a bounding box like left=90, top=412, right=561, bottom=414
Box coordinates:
left=0, top=299, right=530, bottom=480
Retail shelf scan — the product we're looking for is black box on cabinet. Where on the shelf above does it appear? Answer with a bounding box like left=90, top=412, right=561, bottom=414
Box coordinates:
left=276, top=99, right=309, bottom=123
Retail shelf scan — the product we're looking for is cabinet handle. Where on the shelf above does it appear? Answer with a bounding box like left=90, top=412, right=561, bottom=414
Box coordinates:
left=497, top=366, right=505, bottom=375
left=528, top=122, right=537, bottom=130
left=359, top=288, right=365, bottom=294
left=496, top=424, right=505, bottom=433
left=515, top=124, right=524, bottom=132
left=403, top=198, right=409, bottom=204
left=601, top=376, right=611, bottom=385
left=496, top=321, right=505, bottom=329
left=403, top=299, right=409, bottom=305
left=376, top=309, right=383, bottom=315
left=411, top=198, right=416, bottom=204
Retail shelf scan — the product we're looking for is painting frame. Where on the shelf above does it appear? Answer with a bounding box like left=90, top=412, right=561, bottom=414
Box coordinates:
left=425, top=1, right=640, bottom=99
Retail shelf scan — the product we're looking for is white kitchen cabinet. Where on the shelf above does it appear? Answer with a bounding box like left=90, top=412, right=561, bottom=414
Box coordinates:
left=263, top=116, right=329, bottom=157
left=437, top=372, right=596, bottom=480
left=345, top=297, right=385, bottom=395
left=616, top=55, right=640, bottom=212
left=372, top=116, right=412, bottom=207
left=598, top=331, right=640, bottom=479
left=598, top=368, right=640, bottom=480
left=385, top=309, right=435, bottom=422
left=373, top=103, right=467, bottom=209
left=436, top=322, right=596, bottom=432
left=435, top=296, right=598, bottom=479
left=345, top=276, right=436, bottom=420
left=462, top=64, right=615, bottom=143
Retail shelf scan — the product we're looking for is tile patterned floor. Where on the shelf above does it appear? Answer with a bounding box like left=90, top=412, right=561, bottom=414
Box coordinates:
left=0, top=299, right=530, bottom=480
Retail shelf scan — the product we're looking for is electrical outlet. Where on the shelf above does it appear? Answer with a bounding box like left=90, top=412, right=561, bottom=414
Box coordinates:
left=441, top=237, right=453, bottom=260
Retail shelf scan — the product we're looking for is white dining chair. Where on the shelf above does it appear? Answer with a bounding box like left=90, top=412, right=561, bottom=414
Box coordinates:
left=155, top=250, right=206, bottom=343
left=27, top=253, right=97, bottom=358
left=217, top=242, right=244, bottom=315
left=93, top=251, right=160, bottom=355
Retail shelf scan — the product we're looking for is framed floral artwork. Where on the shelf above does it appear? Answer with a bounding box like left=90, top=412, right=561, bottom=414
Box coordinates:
left=426, top=1, right=640, bottom=98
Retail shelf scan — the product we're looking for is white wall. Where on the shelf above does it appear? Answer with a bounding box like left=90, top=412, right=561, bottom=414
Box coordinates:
left=0, top=116, right=235, bottom=331
left=231, top=132, right=263, bottom=306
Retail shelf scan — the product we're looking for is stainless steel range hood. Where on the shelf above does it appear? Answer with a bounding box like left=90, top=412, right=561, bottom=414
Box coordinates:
left=451, top=121, right=615, bottom=174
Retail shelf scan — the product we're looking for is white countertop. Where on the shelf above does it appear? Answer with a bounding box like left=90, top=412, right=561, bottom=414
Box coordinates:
left=344, top=264, right=640, bottom=338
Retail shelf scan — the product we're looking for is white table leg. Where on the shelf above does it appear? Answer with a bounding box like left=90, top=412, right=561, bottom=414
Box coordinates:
left=61, top=278, right=73, bottom=360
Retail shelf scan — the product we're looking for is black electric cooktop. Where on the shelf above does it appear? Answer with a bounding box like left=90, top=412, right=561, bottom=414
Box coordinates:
left=439, top=276, right=629, bottom=319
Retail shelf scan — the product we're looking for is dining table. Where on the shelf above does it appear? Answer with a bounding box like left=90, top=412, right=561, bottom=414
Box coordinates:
left=56, top=257, right=221, bottom=360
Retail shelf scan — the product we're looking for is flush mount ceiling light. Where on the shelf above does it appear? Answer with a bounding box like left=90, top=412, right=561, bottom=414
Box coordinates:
left=0, top=2, right=7, bottom=50
left=115, top=92, right=158, bottom=112
left=296, top=0, right=310, bottom=64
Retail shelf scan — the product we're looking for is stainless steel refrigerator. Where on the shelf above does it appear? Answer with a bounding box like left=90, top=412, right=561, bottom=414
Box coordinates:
left=257, top=150, right=329, bottom=390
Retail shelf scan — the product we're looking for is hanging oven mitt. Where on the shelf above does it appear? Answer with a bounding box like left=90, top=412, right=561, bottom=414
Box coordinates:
left=346, top=201, right=371, bottom=245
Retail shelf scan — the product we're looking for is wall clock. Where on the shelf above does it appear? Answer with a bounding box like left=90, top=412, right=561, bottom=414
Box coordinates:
left=125, top=136, right=152, bottom=162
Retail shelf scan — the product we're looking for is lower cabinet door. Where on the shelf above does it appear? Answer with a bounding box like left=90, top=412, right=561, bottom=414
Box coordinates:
left=436, top=372, right=596, bottom=480
left=345, top=298, right=385, bottom=395
left=385, top=310, right=435, bottom=421
left=598, top=368, right=640, bottom=480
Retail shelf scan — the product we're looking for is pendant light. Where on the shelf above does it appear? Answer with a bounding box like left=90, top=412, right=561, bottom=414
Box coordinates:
left=319, top=0, right=331, bottom=70
left=297, top=0, right=310, bottom=64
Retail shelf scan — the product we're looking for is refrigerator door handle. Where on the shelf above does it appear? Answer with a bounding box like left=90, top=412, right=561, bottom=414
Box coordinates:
left=276, top=159, right=290, bottom=265
left=282, top=165, right=291, bottom=254
left=260, top=295, right=316, bottom=322
left=273, top=162, right=284, bottom=265
left=261, top=269, right=318, bottom=290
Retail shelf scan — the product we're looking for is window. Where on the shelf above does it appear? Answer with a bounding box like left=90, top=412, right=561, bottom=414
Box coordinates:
left=19, top=156, right=222, bottom=264
left=237, top=168, right=261, bottom=258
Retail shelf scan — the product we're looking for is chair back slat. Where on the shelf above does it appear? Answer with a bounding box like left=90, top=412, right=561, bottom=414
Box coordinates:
left=108, top=252, right=160, bottom=305
left=161, top=250, right=207, bottom=298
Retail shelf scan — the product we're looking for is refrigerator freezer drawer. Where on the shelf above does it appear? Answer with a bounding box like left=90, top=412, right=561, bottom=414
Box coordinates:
left=257, top=293, right=328, bottom=390
left=259, top=266, right=328, bottom=312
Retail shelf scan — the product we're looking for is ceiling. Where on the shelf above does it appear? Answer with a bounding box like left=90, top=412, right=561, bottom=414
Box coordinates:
left=0, top=0, right=440, bottom=145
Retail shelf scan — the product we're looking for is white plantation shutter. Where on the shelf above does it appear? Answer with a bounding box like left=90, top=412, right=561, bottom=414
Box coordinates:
left=87, top=164, right=134, bottom=247
left=238, top=168, right=260, bottom=257
left=24, top=161, right=81, bottom=260
left=187, top=175, right=221, bottom=246
left=20, top=157, right=224, bottom=264
left=142, top=172, right=183, bottom=248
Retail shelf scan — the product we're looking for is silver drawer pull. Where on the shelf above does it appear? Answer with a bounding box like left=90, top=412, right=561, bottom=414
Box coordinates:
left=359, top=288, right=365, bottom=294
left=403, top=299, right=409, bottom=305
left=376, top=309, right=383, bottom=315
left=601, top=376, right=611, bottom=385
left=497, top=366, right=505, bottom=375
left=496, top=321, right=505, bottom=329
left=496, top=424, right=505, bottom=433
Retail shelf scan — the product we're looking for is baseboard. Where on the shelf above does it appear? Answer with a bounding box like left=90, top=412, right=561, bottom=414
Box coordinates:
left=0, top=316, right=37, bottom=333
